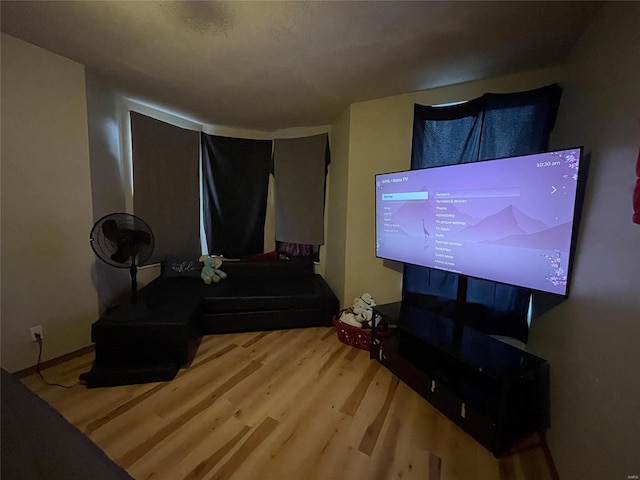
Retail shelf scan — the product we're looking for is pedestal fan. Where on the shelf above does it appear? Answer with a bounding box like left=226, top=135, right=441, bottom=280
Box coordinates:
left=83, top=213, right=167, bottom=387
left=90, top=213, right=154, bottom=320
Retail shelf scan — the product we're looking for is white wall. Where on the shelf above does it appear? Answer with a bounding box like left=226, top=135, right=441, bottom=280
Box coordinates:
left=1, top=33, right=98, bottom=371
left=325, top=107, right=351, bottom=304
left=85, top=71, right=130, bottom=312
left=528, top=3, right=640, bottom=479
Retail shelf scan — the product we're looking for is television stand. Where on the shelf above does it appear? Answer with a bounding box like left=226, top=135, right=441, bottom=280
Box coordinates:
left=371, top=301, right=550, bottom=456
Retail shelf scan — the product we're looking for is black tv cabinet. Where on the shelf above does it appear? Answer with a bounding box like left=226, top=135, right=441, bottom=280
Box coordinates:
left=371, top=302, right=550, bottom=456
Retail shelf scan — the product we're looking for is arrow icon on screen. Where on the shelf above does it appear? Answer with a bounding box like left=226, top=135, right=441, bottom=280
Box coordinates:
left=551, top=185, right=557, bottom=194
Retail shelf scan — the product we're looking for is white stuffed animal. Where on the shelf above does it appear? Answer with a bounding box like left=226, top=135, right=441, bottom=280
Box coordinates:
left=352, top=293, right=376, bottom=322
left=353, top=293, right=375, bottom=313
left=340, top=293, right=379, bottom=328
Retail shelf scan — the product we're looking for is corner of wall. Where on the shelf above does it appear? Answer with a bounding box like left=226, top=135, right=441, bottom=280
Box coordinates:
left=324, top=106, right=351, bottom=306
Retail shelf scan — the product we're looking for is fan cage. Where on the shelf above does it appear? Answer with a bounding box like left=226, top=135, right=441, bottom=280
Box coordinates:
left=90, top=213, right=154, bottom=268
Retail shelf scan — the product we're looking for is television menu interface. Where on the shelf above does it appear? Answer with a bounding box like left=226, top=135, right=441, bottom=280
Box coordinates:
left=375, top=148, right=582, bottom=295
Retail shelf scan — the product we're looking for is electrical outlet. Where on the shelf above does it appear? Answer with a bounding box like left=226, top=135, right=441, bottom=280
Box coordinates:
left=30, top=325, right=43, bottom=342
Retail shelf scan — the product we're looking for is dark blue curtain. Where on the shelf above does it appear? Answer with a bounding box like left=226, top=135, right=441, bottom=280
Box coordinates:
left=201, top=133, right=273, bottom=258
left=405, top=84, right=562, bottom=340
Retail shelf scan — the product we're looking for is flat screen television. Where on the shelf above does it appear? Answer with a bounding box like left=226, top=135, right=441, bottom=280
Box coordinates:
left=375, top=147, right=583, bottom=296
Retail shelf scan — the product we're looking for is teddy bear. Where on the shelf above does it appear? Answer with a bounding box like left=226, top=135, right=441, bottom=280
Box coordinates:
left=199, top=255, right=227, bottom=284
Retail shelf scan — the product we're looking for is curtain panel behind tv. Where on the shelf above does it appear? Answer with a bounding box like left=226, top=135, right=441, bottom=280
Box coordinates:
left=131, top=112, right=200, bottom=263
left=407, top=84, right=563, bottom=339
left=201, top=133, right=272, bottom=258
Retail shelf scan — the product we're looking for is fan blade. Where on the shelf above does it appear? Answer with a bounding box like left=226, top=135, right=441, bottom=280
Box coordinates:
left=102, top=219, right=120, bottom=242
left=131, top=229, right=152, bottom=245
left=111, top=245, right=133, bottom=264
left=110, top=230, right=151, bottom=264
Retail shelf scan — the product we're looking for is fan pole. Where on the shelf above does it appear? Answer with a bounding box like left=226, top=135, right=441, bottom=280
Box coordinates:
left=130, top=263, right=138, bottom=304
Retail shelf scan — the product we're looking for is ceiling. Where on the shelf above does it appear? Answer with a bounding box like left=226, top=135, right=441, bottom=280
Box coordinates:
left=1, top=1, right=602, bottom=131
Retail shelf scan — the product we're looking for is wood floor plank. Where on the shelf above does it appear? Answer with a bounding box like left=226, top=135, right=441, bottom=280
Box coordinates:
left=369, top=378, right=431, bottom=480
left=127, top=399, right=239, bottom=480
left=358, top=375, right=400, bottom=455
left=368, top=414, right=402, bottom=479
left=244, top=328, right=306, bottom=365
left=88, top=346, right=259, bottom=454
left=311, top=444, right=373, bottom=480
left=344, top=346, right=361, bottom=361
left=317, top=343, right=349, bottom=378
left=117, top=360, right=264, bottom=468
left=237, top=343, right=374, bottom=479
left=228, top=329, right=342, bottom=428
left=208, top=416, right=280, bottom=480
left=59, top=382, right=158, bottom=430
left=190, top=343, right=239, bottom=369
left=241, top=330, right=274, bottom=348
left=340, top=360, right=381, bottom=416
left=20, top=327, right=556, bottom=480
left=85, top=382, right=169, bottom=433
left=184, top=424, right=252, bottom=480
left=241, top=403, right=353, bottom=480
left=519, top=450, right=550, bottom=480
left=134, top=411, right=245, bottom=480
left=320, top=327, right=336, bottom=341
left=226, top=328, right=326, bottom=403
left=147, top=344, right=248, bottom=419
left=335, top=356, right=398, bottom=451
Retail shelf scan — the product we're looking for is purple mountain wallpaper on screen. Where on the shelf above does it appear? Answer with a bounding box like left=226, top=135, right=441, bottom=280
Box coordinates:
left=375, top=148, right=581, bottom=295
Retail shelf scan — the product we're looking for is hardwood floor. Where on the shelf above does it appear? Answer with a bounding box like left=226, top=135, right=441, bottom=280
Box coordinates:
left=21, top=327, right=557, bottom=480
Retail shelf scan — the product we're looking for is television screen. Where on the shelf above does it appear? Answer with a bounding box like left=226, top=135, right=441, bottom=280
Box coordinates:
left=375, top=147, right=582, bottom=295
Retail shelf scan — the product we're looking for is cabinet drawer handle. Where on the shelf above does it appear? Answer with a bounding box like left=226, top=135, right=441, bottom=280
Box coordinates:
left=431, top=380, right=436, bottom=393
left=461, top=403, right=466, bottom=419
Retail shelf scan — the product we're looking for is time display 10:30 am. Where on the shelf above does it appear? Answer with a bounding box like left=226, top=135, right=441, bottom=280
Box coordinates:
left=536, top=160, right=561, bottom=167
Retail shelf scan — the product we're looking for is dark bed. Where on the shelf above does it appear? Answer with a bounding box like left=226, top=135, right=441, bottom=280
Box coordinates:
left=1, top=368, right=133, bottom=480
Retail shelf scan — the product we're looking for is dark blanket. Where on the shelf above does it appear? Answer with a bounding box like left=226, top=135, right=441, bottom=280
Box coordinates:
left=1, top=368, right=133, bottom=480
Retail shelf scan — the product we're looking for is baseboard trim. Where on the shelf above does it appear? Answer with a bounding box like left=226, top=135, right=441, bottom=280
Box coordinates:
left=14, top=344, right=95, bottom=378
